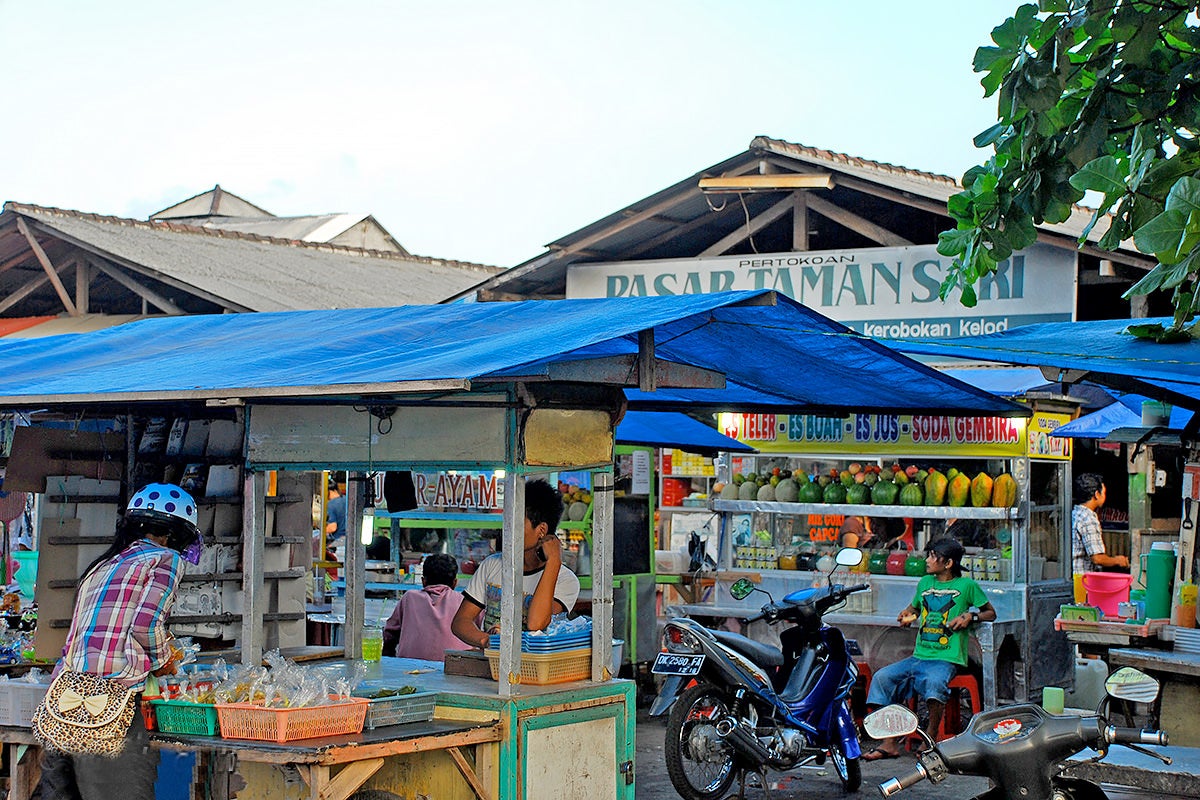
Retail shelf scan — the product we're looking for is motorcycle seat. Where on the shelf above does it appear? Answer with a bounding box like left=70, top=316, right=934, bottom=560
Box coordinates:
left=712, top=630, right=784, bottom=667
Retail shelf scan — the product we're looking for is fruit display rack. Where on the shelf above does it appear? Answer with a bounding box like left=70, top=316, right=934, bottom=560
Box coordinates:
left=710, top=499, right=1022, bottom=520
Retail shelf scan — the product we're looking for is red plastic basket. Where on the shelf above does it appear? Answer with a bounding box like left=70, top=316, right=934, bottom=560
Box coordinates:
left=215, top=697, right=368, bottom=742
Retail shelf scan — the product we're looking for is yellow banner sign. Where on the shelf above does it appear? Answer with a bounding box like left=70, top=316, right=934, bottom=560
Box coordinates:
left=718, top=412, right=1071, bottom=460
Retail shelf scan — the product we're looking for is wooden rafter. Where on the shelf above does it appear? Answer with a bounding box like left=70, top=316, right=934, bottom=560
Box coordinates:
left=88, top=257, right=185, bottom=315
left=792, top=192, right=809, bottom=250
left=0, top=272, right=51, bottom=315
left=74, top=258, right=89, bottom=314
left=15, top=216, right=78, bottom=315
left=699, top=195, right=794, bottom=257
left=805, top=194, right=913, bottom=247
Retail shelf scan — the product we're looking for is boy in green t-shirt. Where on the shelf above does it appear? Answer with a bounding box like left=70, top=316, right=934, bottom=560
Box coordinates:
left=862, top=537, right=996, bottom=760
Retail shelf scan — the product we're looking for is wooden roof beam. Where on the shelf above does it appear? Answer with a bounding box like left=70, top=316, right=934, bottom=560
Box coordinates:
left=699, top=195, right=795, bottom=257
left=87, top=257, right=186, bottom=315
left=805, top=194, right=913, bottom=247
left=15, top=216, right=78, bottom=316
left=0, top=272, right=51, bottom=314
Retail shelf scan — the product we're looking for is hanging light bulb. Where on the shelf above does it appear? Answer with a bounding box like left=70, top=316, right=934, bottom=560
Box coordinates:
left=360, top=475, right=376, bottom=546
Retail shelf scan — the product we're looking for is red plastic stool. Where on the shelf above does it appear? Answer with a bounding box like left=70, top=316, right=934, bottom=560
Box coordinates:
left=938, top=673, right=982, bottom=740
left=904, top=672, right=982, bottom=749
left=851, top=659, right=872, bottom=727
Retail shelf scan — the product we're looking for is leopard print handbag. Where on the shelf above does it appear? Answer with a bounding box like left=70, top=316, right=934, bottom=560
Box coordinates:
left=31, top=669, right=138, bottom=758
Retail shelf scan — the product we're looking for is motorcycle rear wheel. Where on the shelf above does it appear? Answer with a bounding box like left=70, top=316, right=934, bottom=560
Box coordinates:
left=664, top=682, right=739, bottom=800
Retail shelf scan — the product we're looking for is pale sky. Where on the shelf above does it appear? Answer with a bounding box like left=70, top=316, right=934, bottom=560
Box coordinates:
left=1, top=1, right=1021, bottom=268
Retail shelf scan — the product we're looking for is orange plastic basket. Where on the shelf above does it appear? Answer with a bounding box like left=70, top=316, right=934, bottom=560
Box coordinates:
left=215, top=697, right=368, bottom=742
left=484, top=647, right=592, bottom=685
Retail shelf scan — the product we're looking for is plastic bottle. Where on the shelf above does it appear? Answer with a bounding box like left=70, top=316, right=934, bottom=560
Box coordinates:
left=1177, top=581, right=1197, bottom=629
left=1140, top=542, right=1176, bottom=619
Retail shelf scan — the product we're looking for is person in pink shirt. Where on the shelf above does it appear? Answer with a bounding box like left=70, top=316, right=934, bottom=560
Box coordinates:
left=382, top=553, right=464, bottom=661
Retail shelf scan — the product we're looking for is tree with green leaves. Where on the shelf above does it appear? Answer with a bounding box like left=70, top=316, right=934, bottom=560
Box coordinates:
left=940, top=0, right=1200, bottom=342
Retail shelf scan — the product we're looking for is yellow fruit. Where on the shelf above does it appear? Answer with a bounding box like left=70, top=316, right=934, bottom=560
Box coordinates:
left=991, top=473, right=1018, bottom=508
left=947, top=474, right=971, bottom=507
left=970, top=472, right=994, bottom=507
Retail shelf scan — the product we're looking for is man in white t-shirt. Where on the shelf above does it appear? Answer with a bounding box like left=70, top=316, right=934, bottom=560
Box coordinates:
left=452, top=479, right=580, bottom=649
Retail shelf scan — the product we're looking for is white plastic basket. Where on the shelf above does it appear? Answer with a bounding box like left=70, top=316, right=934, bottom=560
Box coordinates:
left=0, top=681, right=50, bottom=727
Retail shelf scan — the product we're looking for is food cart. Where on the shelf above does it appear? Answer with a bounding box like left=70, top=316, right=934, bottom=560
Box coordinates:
left=666, top=407, right=1076, bottom=708
left=0, top=290, right=1024, bottom=799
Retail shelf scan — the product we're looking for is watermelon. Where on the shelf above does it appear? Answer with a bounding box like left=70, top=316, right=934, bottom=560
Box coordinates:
left=798, top=482, right=824, bottom=503
left=899, top=483, right=924, bottom=506
left=845, top=483, right=871, bottom=505
left=871, top=480, right=900, bottom=505
left=823, top=483, right=847, bottom=504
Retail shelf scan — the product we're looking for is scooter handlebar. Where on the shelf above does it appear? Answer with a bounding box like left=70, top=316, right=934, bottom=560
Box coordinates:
left=1106, top=726, right=1168, bottom=747
left=878, top=762, right=928, bottom=797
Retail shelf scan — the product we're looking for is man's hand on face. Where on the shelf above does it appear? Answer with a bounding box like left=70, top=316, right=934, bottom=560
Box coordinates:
left=524, top=533, right=563, bottom=570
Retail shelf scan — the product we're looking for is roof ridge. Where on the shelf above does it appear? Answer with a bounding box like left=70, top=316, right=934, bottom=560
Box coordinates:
left=752, top=136, right=961, bottom=187
left=3, top=201, right=499, bottom=272
left=751, top=135, right=1119, bottom=234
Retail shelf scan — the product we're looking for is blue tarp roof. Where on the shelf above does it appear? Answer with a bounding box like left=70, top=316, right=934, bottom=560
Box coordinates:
left=0, top=291, right=1023, bottom=416
left=1052, top=394, right=1195, bottom=439
left=615, top=411, right=754, bottom=454
left=889, top=316, right=1200, bottom=413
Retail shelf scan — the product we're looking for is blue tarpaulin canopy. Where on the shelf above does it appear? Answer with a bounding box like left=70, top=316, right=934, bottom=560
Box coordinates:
left=889, top=316, right=1200, bottom=414
left=615, top=411, right=754, bottom=454
left=0, top=291, right=1023, bottom=416
left=1053, top=395, right=1196, bottom=439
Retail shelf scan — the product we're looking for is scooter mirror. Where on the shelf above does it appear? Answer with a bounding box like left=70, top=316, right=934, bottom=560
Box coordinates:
left=1105, top=667, right=1160, bottom=704
left=729, top=578, right=756, bottom=600
left=835, top=548, right=864, bottom=568
left=864, top=704, right=919, bottom=739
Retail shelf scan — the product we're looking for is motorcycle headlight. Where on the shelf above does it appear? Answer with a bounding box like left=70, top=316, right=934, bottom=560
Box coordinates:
left=663, top=624, right=702, bottom=654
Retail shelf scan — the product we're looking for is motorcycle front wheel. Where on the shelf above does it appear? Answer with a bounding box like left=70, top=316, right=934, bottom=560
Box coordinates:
left=828, top=732, right=862, bottom=792
left=664, top=682, right=739, bottom=800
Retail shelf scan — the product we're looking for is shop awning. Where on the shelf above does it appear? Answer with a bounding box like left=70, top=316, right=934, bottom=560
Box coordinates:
left=614, top=411, right=754, bottom=454
left=1053, top=395, right=1196, bottom=439
left=0, top=291, right=1023, bottom=415
left=887, top=316, right=1200, bottom=413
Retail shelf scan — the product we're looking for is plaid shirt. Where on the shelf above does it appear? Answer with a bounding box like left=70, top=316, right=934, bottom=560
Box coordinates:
left=60, top=539, right=182, bottom=689
left=1071, top=504, right=1106, bottom=575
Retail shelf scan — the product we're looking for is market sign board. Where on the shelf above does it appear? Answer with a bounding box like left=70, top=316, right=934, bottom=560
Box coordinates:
left=566, top=243, right=1075, bottom=337
left=717, top=411, right=1071, bottom=461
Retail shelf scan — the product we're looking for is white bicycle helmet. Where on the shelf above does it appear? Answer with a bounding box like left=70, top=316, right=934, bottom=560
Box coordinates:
left=126, top=483, right=199, bottom=538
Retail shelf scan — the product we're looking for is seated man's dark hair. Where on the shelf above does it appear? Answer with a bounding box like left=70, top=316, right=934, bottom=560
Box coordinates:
left=422, top=553, right=459, bottom=588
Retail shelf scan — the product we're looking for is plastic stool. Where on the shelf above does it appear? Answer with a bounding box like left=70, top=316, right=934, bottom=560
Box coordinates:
left=851, top=659, right=872, bottom=727
left=904, top=672, right=982, bottom=748
left=938, top=673, right=982, bottom=740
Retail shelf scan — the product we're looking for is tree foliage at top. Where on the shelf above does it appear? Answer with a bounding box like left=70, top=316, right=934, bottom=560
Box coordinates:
left=941, top=0, right=1200, bottom=342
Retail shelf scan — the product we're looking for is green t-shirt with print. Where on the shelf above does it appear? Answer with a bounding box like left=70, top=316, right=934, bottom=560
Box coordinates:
left=911, top=574, right=988, bottom=667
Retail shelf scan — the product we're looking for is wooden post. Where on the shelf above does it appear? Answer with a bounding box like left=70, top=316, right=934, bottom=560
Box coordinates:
left=498, top=474, right=523, bottom=697
left=241, top=469, right=267, bottom=665
left=345, top=472, right=366, bottom=659
left=592, top=471, right=614, bottom=681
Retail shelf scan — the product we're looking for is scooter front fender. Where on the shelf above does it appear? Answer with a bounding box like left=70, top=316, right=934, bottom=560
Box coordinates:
left=834, top=698, right=862, bottom=759
left=649, top=675, right=686, bottom=717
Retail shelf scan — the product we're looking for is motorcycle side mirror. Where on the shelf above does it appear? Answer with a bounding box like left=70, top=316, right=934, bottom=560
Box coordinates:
left=864, top=704, right=919, bottom=739
left=1105, top=667, right=1160, bottom=704
left=835, top=548, right=863, bottom=568
left=729, top=578, right=756, bottom=601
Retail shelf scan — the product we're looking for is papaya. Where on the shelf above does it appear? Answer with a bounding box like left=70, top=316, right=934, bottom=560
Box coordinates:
left=738, top=481, right=758, bottom=501
left=823, top=483, right=847, bottom=503
left=798, top=482, right=823, bottom=503
left=924, top=469, right=949, bottom=505
left=846, top=483, right=871, bottom=505
left=991, top=473, right=1018, bottom=508
left=871, top=479, right=900, bottom=505
left=899, top=483, right=924, bottom=506
left=947, top=473, right=971, bottom=507
left=757, top=483, right=776, bottom=502
left=970, top=472, right=994, bottom=507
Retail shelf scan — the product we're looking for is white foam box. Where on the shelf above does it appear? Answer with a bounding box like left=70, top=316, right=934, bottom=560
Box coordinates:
left=655, top=549, right=688, bottom=574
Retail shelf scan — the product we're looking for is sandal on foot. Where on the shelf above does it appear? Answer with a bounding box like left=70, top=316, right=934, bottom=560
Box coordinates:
left=861, top=747, right=901, bottom=761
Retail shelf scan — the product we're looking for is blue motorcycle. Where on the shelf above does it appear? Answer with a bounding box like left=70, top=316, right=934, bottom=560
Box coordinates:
left=650, top=548, right=868, bottom=798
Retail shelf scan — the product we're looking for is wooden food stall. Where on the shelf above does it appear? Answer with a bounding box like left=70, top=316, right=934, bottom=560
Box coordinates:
left=0, top=290, right=1024, bottom=799
left=668, top=406, right=1075, bottom=708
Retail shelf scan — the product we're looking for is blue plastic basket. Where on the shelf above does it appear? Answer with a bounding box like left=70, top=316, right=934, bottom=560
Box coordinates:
left=488, top=629, right=592, bottom=652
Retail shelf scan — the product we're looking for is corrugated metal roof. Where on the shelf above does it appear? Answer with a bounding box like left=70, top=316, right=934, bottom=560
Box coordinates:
left=5, top=203, right=500, bottom=312
left=450, top=136, right=1142, bottom=301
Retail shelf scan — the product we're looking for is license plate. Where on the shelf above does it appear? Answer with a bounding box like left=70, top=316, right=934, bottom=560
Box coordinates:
left=652, top=652, right=705, bottom=675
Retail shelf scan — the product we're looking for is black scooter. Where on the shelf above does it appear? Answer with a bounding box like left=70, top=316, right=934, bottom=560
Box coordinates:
left=864, top=666, right=1170, bottom=800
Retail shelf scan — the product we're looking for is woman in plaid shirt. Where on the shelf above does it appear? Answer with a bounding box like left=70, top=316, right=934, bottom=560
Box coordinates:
left=35, top=483, right=201, bottom=800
